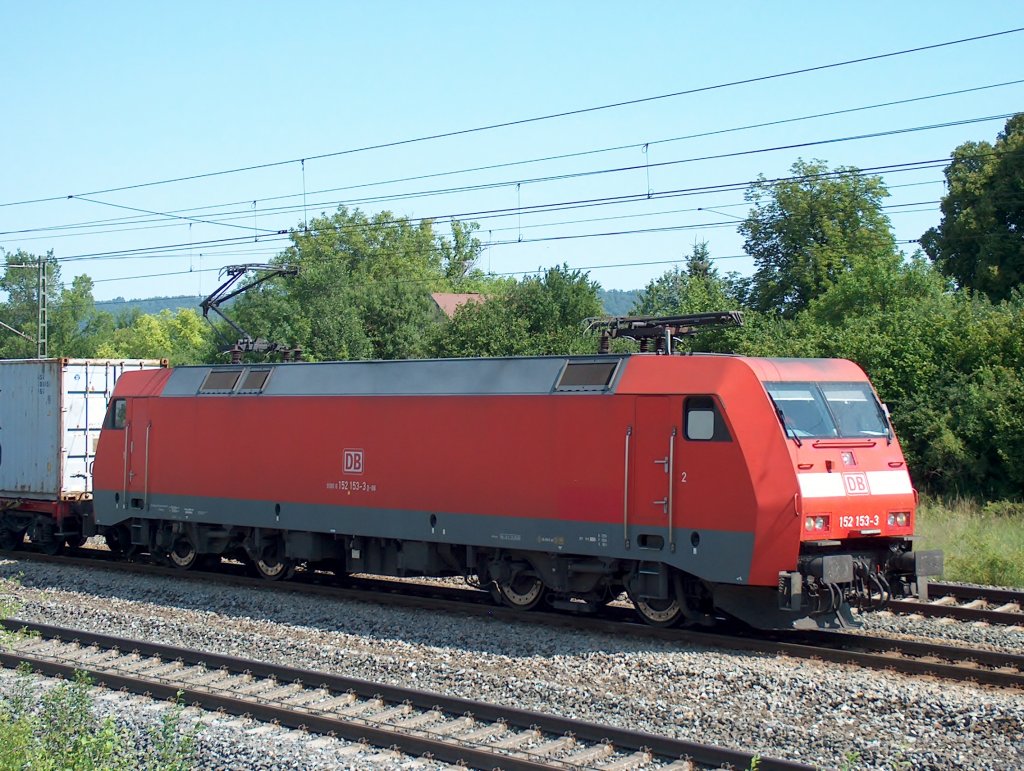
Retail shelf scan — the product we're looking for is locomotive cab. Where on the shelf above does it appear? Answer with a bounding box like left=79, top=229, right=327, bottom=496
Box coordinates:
left=762, top=373, right=943, bottom=623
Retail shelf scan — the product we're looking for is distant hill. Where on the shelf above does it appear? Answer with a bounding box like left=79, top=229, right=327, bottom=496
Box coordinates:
left=96, top=295, right=204, bottom=318
left=598, top=288, right=640, bottom=316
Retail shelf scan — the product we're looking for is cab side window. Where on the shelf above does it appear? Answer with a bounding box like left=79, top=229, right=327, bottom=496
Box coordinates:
left=685, top=396, right=732, bottom=441
left=107, top=398, right=127, bottom=429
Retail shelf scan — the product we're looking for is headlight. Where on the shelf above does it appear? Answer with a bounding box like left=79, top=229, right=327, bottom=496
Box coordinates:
left=888, top=512, right=910, bottom=527
left=805, top=517, right=814, bottom=531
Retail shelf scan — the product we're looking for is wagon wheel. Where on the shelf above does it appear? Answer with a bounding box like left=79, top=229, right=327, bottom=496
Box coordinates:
left=36, top=525, right=65, bottom=556
left=626, top=586, right=684, bottom=628
left=168, top=537, right=199, bottom=570
left=493, top=574, right=545, bottom=610
left=0, top=527, right=24, bottom=552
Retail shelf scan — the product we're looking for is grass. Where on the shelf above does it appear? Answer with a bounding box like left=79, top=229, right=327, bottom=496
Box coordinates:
left=915, top=496, right=1024, bottom=587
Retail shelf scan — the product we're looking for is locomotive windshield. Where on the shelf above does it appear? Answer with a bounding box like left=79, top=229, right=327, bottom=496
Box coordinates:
left=764, top=381, right=890, bottom=439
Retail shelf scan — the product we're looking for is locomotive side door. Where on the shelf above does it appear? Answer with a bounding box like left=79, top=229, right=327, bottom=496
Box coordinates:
left=123, top=398, right=153, bottom=513
left=631, top=396, right=679, bottom=552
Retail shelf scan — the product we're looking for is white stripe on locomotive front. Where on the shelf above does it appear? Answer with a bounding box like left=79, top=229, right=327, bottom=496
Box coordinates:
left=797, top=470, right=913, bottom=499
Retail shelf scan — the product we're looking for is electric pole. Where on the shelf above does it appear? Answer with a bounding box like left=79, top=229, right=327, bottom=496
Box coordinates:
left=0, top=260, right=42, bottom=354
left=37, top=253, right=47, bottom=358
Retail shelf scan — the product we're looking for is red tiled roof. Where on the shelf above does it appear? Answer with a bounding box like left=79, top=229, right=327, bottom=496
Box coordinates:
left=430, top=292, right=484, bottom=319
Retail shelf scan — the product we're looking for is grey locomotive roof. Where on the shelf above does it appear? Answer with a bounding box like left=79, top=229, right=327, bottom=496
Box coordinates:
left=163, top=354, right=632, bottom=397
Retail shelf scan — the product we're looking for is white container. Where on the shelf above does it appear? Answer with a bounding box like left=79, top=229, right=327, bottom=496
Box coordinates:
left=0, top=359, right=164, bottom=501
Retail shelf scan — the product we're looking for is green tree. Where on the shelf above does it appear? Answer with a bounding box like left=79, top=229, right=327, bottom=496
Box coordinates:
left=96, top=309, right=214, bottom=364
left=431, top=265, right=603, bottom=357
left=632, top=242, right=738, bottom=316
left=504, top=264, right=603, bottom=354
left=49, top=275, right=112, bottom=358
left=230, top=207, right=484, bottom=361
left=921, top=114, right=1024, bottom=301
left=803, top=250, right=945, bottom=327
left=431, top=286, right=533, bottom=358
left=739, top=160, right=899, bottom=316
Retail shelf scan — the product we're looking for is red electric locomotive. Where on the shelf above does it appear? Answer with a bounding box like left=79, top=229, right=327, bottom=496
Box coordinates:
left=88, top=327, right=942, bottom=629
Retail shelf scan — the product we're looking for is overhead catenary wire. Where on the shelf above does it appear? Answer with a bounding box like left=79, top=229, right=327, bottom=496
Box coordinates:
left=73, top=196, right=947, bottom=275
left=66, top=195, right=282, bottom=235
left=46, top=156, right=958, bottom=265
left=87, top=253, right=754, bottom=289
left=70, top=189, right=979, bottom=298
left=0, top=26, right=1020, bottom=211
left=67, top=196, right=956, bottom=289
left=0, top=176, right=950, bottom=246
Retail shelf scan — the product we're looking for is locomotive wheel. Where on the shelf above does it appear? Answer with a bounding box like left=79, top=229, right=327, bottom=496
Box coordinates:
left=102, top=526, right=129, bottom=557
left=168, top=538, right=199, bottom=570
left=627, top=589, right=685, bottom=628
left=494, top=575, right=545, bottom=610
left=254, top=556, right=294, bottom=581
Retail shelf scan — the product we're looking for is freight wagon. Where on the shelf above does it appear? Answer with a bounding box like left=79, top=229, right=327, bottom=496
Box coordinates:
left=0, top=358, right=165, bottom=552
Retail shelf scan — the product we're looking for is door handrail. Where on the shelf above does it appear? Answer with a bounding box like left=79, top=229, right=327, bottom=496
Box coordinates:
left=668, top=426, right=677, bottom=552
left=622, top=425, right=632, bottom=550
left=144, top=422, right=151, bottom=511
left=121, top=423, right=130, bottom=510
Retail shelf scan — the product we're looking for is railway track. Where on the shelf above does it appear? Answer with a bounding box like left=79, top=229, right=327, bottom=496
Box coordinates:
left=3, top=548, right=1023, bottom=690
left=786, top=628, right=1024, bottom=688
left=886, top=581, right=1024, bottom=626
left=0, top=619, right=812, bottom=771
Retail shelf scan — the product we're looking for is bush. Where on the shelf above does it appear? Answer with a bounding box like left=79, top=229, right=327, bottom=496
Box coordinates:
left=0, top=576, right=199, bottom=770
left=981, top=500, right=1024, bottom=519
left=0, top=666, right=199, bottom=771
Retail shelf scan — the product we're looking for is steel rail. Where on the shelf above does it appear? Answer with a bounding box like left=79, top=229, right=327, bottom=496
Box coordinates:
left=886, top=599, right=1023, bottom=625
left=1, top=619, right=813, bottom=771
left=926, top=582, right=1024, bottom=605
left=788, top=629, right=1024, bottom=688
left=885, top=581, right=1024, bottom=625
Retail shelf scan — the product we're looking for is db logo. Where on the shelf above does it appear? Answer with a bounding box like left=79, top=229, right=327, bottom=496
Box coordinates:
left=843, top=472, right=870, bottom=495
left=343, top=449, right=364, bottom=475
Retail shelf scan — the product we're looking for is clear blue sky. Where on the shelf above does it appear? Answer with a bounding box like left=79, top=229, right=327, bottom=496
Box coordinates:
left=1, top=2, right=1021, bottom=302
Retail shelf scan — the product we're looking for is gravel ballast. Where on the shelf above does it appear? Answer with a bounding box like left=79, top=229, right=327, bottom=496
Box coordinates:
left=2, top=558, right=1022, bottom=770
